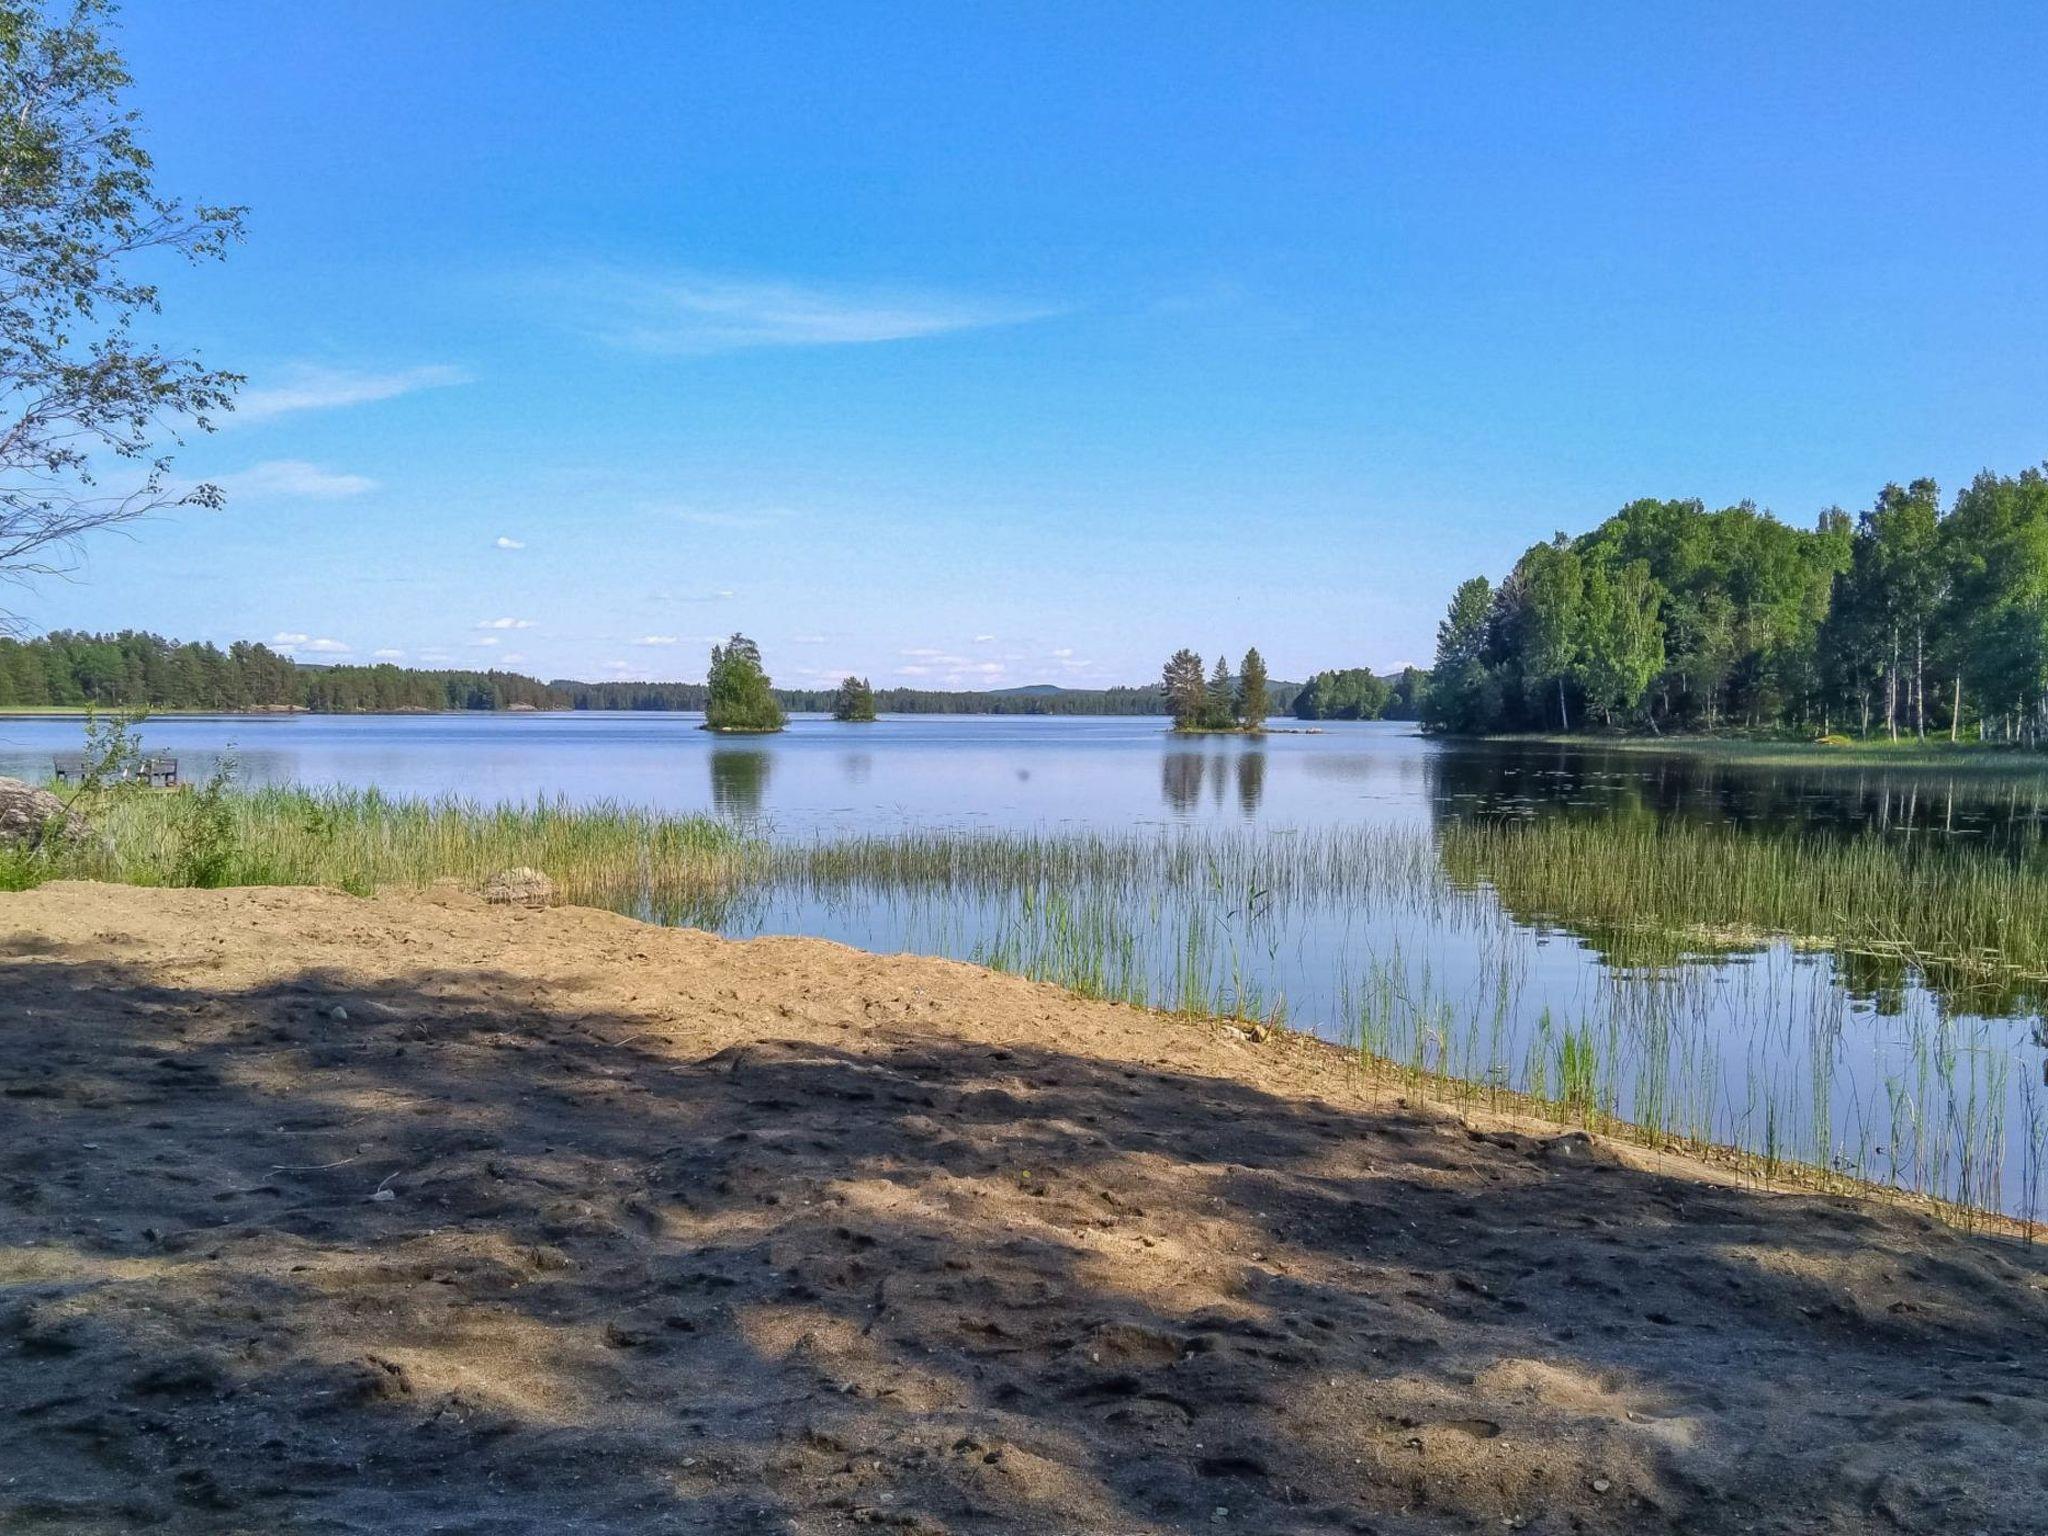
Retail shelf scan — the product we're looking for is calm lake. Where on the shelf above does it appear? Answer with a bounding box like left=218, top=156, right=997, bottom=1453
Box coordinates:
left=6, top=710, right=2045, bottom=1217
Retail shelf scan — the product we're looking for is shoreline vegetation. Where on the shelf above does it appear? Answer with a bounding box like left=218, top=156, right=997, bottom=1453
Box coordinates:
left=8, top=780, right=2045, bottom=1226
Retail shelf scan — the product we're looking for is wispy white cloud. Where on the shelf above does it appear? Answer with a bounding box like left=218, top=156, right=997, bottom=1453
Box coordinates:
left=494, top=536, right=525, bottom=550
left=569, top=268, right=1057, bottom=355
left=633, top=634, right=681, bottom=647
left=221, top=460, right=377, bottom=500
left=471, top=636, right=500, bottom=648
left=235, top=363, right=470, bottom=422
left=974, top=633, right=997, bottom=643
left=476, top=617, right=535, bottom=630
left=372, top=648, right=405, bottom=660
left=271, top=631, right=351, bottom=655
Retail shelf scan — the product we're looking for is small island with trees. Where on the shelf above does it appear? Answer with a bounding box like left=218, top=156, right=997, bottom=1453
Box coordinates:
left=702, top=634, right=786, bottom=733
left=1161, top=646, right=1271, bottom=733
left=831, top=676, right=877, bottom=722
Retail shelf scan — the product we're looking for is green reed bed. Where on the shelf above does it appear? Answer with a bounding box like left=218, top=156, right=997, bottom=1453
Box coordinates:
left=1439, top=817, right=2048, bottom=1002
left=8, top=784, right=758, bottom=924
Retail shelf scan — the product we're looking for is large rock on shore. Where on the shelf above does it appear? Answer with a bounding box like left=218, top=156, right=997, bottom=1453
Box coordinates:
left=481, top=866, right=555, bottom=907
left=0, top=777, right=84, bottom=850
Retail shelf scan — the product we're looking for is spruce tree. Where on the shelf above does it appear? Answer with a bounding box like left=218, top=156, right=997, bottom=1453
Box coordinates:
left=1235, top=647, right=1270, bottom=730
left=1206, top=655, right=1233, bottom=728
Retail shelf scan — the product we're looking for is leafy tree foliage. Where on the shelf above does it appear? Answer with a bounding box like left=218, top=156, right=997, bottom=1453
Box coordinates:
left=703, top=633, right=785, bottom=732
left=1426, top=463, right=2048, bottom=741
left=0, top=0, right=243, bottom=624
left=831, top=675, right=877, bottom=722
left=1292, top=667, right=1394, bottom=721
left=1422, top=577, right=1501, bottom=734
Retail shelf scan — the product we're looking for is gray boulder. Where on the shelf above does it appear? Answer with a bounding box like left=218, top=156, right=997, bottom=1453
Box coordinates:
left=0, top=777, right=86, bottom=851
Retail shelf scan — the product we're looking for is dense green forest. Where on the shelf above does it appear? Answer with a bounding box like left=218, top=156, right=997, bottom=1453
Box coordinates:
left=0, top=630, right=1347, bottom=717
left=1424, top=463, right=2048, bottom=742
left=1291, top=666, right=1428, bottom=721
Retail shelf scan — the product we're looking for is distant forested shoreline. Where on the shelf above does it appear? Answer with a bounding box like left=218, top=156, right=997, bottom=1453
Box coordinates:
left=0, top=630, right=1425, bottom=718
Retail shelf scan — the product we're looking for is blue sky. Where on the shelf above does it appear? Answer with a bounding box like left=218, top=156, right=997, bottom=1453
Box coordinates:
left=31, top=1, right=2048, bottom=688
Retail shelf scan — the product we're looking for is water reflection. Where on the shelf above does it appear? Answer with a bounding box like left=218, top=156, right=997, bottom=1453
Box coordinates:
left=709, top=748, right=772, bottom=821
left=1428, top=739, right=2048, bottom=856
left=1236, top=749, right=1266, bottom=818
left=1161, top=752, right=1204, bottom=815
left=839, top=751, right=872, bottom=786
left=1161, top=746, right=1268, bottom=819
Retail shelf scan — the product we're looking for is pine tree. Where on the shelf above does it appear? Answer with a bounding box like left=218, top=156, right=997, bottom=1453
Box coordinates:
left=1161, top=648, right=1207, bottom=729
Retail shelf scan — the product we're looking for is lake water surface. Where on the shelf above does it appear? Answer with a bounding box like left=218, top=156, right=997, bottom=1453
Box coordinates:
left=6, top=710, right=2044, bottom=1217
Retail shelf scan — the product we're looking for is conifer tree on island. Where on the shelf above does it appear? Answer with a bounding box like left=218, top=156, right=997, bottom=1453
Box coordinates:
left=1162, top=647, right=1208, bottom=730
left=702, top=633, right=785, bottom=732
left=1235, top=647, right=1271, bottom=731
left=831, top=675, right=876, bottom=722
left=0, top=0, right=245, bottom=626
left=1205, top=654, right=1233, bottom=726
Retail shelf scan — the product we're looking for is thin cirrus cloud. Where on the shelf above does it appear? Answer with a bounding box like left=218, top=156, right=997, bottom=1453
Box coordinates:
left=220, top=459, right=376, bottom=500
left=633, top=635, right=681, bottom=647
left=493, top=536, right=525, bottom=550
left=233, top=363, right=471, bottom=422
left=568, top=268, right=1059, bottom=355
left=476, top=618, right=535, bottom=630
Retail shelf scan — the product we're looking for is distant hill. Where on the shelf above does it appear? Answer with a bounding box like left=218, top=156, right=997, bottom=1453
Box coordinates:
left=988, top=684, right=1068, bottom=697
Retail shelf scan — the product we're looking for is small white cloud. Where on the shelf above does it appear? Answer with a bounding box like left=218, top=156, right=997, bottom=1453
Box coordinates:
left=272, top=631, right=310, bottom=645
left=1051, top=647, right=1075, bottom=659
left=236, top=363, right=470, bottom=422
left=472, top=636, right=500, bottom=648
left=476, top=617, right=535, bottom=630
left=570, top=269, right=1057, bottom=356
left=372, top=648, right=406, bottom=660
left=494, top=536, right=525, bottom=550
left=634, top=634, right=681, bottom=646
left=223, top=460, right=376, bottom=500
left=974, top=633, right=997, bottom=643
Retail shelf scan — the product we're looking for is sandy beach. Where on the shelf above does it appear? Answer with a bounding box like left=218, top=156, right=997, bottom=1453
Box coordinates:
left=1, top=881, right=2043, bottom=1534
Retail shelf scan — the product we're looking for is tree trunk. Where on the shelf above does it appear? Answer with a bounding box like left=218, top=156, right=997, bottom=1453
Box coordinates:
left=1951, top=673, right=1961, bottom=743
left=1558, top=676, right=1569, bottom=733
